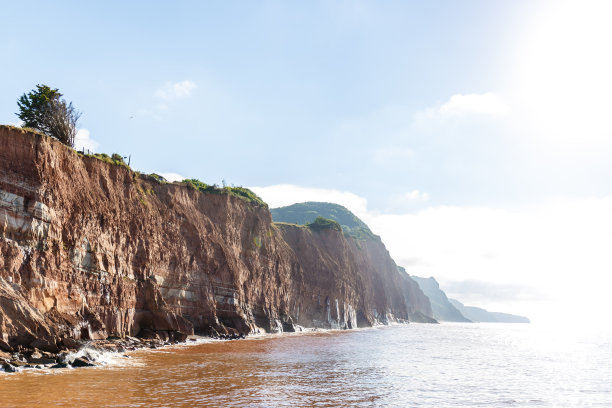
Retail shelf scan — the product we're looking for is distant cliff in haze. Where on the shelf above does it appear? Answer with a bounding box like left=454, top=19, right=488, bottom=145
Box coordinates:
left=412, top=275, right=530, bottom=323
left=410, top=276, right=471, bottom=322
left=449, top=299, right=530, bottom=323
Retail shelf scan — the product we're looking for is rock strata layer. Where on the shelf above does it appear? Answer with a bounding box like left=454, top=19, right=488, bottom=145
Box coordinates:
left=0, top=125, right=433, bottom=354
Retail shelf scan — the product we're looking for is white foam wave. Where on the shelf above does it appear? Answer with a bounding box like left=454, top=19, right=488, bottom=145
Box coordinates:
left=63, top=346, right=124, bottom=366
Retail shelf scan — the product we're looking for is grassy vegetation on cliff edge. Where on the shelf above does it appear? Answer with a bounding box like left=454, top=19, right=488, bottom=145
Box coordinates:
left=2, top=124, right=48, bottom=138
left=306, top=216, right=342, bottom=232
left=1, top=125, right=267, bottom=208
left=182, top=178, right=267, bottom=207
left=82, top=152, right=130, bottom=169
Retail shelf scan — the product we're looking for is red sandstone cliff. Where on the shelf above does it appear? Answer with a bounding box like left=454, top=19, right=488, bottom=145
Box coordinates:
left=0, top=125, right=433, bottom=351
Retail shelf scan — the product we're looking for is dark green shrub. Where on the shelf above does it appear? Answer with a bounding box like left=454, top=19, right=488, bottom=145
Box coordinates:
left=111, top=153, right=125, bottom=164
left=307, top=216, right=342, bottom=232
left=149, top=173, right=168, bottom=183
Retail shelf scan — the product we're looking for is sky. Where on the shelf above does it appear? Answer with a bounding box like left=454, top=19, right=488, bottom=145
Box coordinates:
left=2, top=1, right=612, bottom=324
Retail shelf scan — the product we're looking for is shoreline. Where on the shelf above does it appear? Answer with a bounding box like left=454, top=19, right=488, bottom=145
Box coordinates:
left=0, top=322, right=413, bottom=374
left=2, top=321, right=530, bottom=374
left=0, top=329, right=311, bottom=374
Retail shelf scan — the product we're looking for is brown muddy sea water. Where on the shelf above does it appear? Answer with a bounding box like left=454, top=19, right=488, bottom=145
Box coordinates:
left=1, top=323, right=611, bottom=407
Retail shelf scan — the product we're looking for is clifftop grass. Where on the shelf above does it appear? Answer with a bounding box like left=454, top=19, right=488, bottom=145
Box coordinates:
left=1, top=124, right=267, bottom=208
left=182, top=178, right=267, bottom=207
left=78, top=154, right=266, bottom=207
left=82, top=152, right=131, bottom=169
left=1, top=124, right=48, bottom=138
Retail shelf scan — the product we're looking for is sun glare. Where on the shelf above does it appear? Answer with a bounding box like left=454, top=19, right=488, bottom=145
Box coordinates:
left=514, top=0, right=612, bottom=148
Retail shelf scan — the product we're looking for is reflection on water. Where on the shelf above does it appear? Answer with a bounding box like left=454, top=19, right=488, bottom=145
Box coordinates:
left=1, top=324, right=611, bottom=407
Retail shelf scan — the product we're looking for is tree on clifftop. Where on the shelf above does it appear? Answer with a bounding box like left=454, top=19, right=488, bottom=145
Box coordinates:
left=16, top=84, right=81, bottom=147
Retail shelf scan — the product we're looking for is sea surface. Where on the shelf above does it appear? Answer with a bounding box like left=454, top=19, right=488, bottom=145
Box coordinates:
left=1, top=323, right=611, bottom=407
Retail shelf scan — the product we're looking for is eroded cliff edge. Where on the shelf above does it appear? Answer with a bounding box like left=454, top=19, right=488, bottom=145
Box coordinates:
left=0, top=125, right=432, bottom=352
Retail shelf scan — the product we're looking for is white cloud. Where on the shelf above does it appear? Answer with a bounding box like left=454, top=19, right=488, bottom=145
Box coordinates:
left=252, top=183, right=612, bottom=324
left=404, top=190, right=429, bottom=201
left=421, top=92, right=509, bottom=119
left=73, top=128, right=99, bottom=152
left=140, top=80, right=198, bottom=120
left=155, top=80, right=197, bottom=101
left=156, top=172, right=185, bottom=182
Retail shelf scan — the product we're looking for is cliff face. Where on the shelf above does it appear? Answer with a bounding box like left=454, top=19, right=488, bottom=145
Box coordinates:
left=0, top=126, right=431, bottom=351
left=276, top=224, right=433, bottom=327
left=271, top=202, right=434, bottom=324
